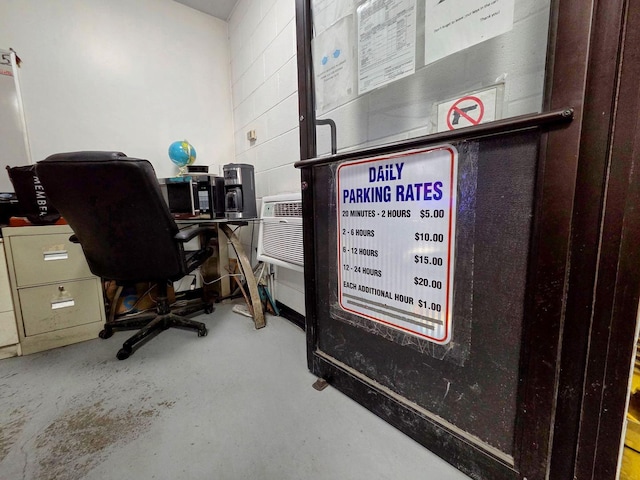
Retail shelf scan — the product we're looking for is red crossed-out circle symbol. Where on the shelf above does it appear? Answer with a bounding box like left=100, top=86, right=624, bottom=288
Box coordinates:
left=446, top=95, right=485, bottom=130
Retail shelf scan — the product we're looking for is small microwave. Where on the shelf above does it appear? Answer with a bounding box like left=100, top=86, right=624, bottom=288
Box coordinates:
left=159, top=175, right=225, bottom=218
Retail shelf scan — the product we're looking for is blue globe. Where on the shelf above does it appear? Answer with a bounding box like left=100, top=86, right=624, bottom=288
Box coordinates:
left=168, top=140, right=197, bottom=173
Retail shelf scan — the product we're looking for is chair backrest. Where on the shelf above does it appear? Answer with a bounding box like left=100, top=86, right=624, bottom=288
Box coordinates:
left=36, top=152, right=187, bottom=282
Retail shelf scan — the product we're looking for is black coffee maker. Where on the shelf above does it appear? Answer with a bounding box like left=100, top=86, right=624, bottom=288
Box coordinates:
left=223, top=163, right=257, bottom=219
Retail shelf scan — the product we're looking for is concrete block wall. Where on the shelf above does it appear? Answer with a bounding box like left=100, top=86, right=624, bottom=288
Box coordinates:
left=228, top=0, right=306, bottom=315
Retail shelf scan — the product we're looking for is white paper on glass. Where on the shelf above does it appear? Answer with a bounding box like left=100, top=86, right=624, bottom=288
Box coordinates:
left=357, top=0, right=417, bottom=95
left=424, top=0, right=515, bottom=65
left=312, top=0, right=356, bottom=35
left=336, top=145, right=458, bottom=344
left=313, top=15, right=357, bottom=114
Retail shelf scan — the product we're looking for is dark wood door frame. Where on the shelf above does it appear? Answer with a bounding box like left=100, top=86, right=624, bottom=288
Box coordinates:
left=572, top=0, right=640, bottom=478
left=515, top=0, right=596, bottom=474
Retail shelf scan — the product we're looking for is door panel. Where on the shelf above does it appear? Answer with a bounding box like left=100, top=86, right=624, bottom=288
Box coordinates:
left=313, top=132, right=538, bottom=457
left=294, top=0, right=627, bottom=478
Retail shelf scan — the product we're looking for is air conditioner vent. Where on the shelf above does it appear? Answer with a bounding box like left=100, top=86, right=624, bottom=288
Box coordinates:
left=261, top=222, right=304, bottom=267
left=274, top=202, right=302, bottom=218
left=258, top=193, right=303, bottom=272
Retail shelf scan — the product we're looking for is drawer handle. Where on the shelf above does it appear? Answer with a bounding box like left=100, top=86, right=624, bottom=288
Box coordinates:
left=44, top=250, right=69, bottom=261
left=52, top=285, right=75, bottom=309
left=52, top=299, right=75, bottom=310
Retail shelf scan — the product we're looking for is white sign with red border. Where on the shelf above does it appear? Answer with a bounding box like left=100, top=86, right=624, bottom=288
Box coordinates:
left=437, top=87, right=499, bottom=132
left=336, top=145, right=458, bottom=344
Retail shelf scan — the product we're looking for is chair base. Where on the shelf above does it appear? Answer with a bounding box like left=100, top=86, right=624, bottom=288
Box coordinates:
left=101, top=290, right=213, bottom=359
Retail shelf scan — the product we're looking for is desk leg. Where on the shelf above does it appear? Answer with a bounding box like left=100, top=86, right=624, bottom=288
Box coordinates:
left=219, top=224, right=266, bottom=329
left=201, top=224, right=231, bottom=302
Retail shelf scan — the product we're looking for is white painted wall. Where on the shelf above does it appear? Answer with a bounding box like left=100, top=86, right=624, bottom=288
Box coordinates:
left=0, top=0, right=234, bottom=179
left=228, top=0, right=306, bottom=315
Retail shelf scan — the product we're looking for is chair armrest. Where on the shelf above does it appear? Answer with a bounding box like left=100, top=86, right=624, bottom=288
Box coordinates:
left=177, top=226, right=217, bottom=273
left=174, top=225, right=216, bottom=243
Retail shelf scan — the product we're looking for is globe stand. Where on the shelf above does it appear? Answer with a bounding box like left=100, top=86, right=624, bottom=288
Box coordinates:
left=168, top=140, right=197, bottom=178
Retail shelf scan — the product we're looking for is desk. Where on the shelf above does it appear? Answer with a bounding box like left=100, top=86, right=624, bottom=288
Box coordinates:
left=176, top=218, right=265, bottom=329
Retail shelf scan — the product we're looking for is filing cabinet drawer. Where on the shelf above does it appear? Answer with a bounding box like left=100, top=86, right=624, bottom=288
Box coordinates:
left=9, top=233, right=92, bottom=287
left=19, top=279, right=102, bottom=337
left=0, top=246, right=13, bottom=312
left=0, top=310, right=18, bottom=346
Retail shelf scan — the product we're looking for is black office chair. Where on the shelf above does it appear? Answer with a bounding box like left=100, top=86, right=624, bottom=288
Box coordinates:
left=36, top=151, right=215, bottom=360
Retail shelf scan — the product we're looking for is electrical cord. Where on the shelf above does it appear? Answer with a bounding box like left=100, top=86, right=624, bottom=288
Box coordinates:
left=197, top=269, right=244, bottom=285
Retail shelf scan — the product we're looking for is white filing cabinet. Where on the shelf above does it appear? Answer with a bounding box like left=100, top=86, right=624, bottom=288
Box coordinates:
left=2, top=225, right=106, bottom=355
left=0, top=239, right=19, bottom=359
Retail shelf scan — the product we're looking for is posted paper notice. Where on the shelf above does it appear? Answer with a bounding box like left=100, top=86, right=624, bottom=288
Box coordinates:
left=312, top=0, right=355, bottom=35
left=313, top=15, right=357, bottom=114
left=357, top=0, right=417, bottom=95
left=424, top=0, right=515, bottom=65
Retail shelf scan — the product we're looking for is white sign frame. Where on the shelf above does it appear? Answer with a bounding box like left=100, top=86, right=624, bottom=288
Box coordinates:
left=336, top=145, right=458, bottom=344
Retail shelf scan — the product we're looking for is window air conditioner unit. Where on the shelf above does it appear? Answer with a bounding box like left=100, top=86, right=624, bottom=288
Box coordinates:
left=257, top=193, right=304, bottom=272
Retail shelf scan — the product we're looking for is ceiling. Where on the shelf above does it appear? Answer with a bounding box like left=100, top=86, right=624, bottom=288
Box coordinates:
left=174, top=0, right=239, bottom=21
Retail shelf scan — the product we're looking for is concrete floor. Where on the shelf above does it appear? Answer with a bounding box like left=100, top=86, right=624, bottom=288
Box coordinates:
left=0, top=302, right=471, bottom=480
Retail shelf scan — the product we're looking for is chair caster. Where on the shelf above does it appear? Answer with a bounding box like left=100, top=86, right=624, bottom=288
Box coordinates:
left=99, top=328, right=113, bottom=339
left=198, top=326, right=208, bottom=337
left=116, top=348, right=131, bottom=360
left=204, top=303, right=213, bottom=314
